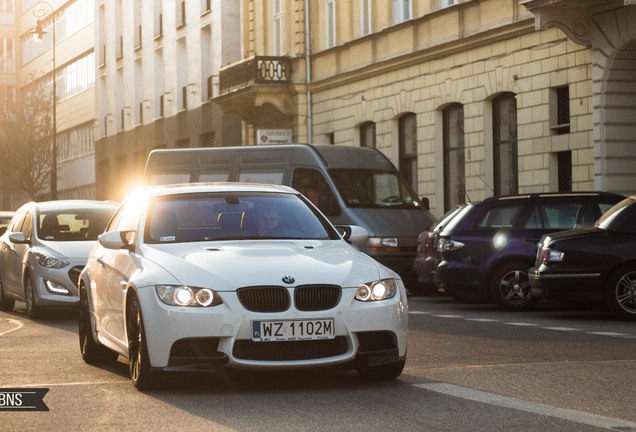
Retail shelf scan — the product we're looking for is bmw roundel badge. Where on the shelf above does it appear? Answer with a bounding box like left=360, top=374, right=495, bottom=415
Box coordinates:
left=282, top=276, right=295, bottom=284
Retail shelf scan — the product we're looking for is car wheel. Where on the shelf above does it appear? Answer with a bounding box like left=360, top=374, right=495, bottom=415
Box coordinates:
left=357, top=359, right=405, bottom=380
left=24, top=273, right=43, bottom=319
left=0, top=279, right=15, bottom=311
left=79, top=285, right=119, bottom=363
left=605, top=264, right=636, bottom=321
left=490, top=262, right=538, bottom=311
left=126, top=295, right=156, bottom=390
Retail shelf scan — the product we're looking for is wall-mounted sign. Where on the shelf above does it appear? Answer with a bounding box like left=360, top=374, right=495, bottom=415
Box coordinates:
left=257, top=129, right=292, bottom=145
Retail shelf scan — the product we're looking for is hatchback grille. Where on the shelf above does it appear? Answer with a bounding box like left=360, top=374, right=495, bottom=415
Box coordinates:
left=232, top=337, right=348, bottom=361
left=294, top=285, right=341, bottom=311
left=237, top=286, right=290, bottom=312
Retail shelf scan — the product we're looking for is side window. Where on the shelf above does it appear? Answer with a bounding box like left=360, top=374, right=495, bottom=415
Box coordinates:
left=9, top=210, right=26, bottom=233
left=539, top=203, right=579, bottom=229
left=292, top=168, right=339, bottom=216
left=22, top=212, right=33, bottom=239
left=477, top=205, right=523, bottom=229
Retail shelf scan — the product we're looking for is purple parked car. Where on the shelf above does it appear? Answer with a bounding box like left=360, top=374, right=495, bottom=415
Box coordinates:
left=434, top=192, right=624, bottom=311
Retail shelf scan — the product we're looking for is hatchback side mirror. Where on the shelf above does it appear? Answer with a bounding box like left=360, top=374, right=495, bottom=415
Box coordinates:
left=8, top=232, right=28, bottom=244
left=99, top=230, right=135, bottom=250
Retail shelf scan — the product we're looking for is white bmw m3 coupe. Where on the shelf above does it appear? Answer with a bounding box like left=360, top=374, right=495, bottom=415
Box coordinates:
left=79, top=183, right=408, bottom=389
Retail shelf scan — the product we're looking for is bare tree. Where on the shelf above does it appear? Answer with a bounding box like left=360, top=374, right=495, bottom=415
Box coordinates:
left=0, top=86, right=53, bottom=201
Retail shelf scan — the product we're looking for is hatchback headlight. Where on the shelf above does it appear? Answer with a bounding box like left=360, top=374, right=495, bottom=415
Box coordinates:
left=33, top=251, right=69, bottom=269
left=355, top=279, right=397, bottom=302
left=156, top=285, right=223, bottom=307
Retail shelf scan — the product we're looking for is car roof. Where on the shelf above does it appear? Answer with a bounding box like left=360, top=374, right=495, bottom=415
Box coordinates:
left=22, top=200, right=119, bottom=212
left=478, top=191, right=624, bottom=204
left=141, top=182, right=298, bottom=198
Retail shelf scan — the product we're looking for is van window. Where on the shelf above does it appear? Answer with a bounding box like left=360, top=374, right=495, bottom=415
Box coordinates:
left=199, top=171, right=230, bottom=182
left=292, top=168, right=338, bottom=216
left=238, top=171, right=284, bottom=184
left=150, top=172, right=191, bottom=185
left=329, top=169, right=421, bottom=209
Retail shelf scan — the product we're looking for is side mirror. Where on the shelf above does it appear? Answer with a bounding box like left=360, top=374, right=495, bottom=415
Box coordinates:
left=336, top=225, right=368, bottom=247
left=99, top=230, right=135, bottom=250
left=8, top=232, right=28, bottom=244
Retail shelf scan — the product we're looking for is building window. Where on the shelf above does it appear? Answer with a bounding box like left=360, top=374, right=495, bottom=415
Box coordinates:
left=440, top=0, right=458, bottom=9
left=326, top=0, right=336, bottom=48
left=360, top=122, right=375, bottom=148
left=399, top=114, right=417, bottom=192
left=57, top=122, right=94, bottom=162
left=557, top=151, right=572, bottom=192
left=360, top=0, right=371, bottom=36
left=493, top=93, right=518, bottom=195
left=443, top=104, right=465, bottom=211
left=551, top=85, right=570, bottom=135
left=273, top=0, right=283, bottom=55
left=392, top=0, right=411, bottom=25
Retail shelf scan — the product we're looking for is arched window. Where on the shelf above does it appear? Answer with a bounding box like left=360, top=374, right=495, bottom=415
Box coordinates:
left=399, top=113, right=417, bottom=191
left=493, top=93, right=518, bottom=195
left=443, top=104, right=465, bottom=211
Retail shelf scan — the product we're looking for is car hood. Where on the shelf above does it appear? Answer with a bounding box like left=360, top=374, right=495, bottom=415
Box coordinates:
left=141, top=240, right=386, bottom=290
left=38, top=240, right=97, bottom=260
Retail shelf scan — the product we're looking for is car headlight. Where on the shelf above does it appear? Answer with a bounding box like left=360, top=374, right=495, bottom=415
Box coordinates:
left=33, top=251, right=69, bottom=269
left=367, top=237, right=398, bottom=252
left=355, top=279, right=397, bottom=302
left=155, top=285, right=223, bottom=307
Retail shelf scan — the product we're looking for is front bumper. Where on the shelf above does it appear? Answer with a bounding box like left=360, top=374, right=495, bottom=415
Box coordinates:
left=29, top=260, right=83, bottom=308
left=135, top=284, right=408, bottom=372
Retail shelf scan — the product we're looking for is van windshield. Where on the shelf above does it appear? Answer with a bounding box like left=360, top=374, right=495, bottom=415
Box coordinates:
left=329, top=169, right=422, bottom=209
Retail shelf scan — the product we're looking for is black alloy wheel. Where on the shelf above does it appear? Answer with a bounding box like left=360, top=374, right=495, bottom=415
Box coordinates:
left=490, top=262, right=538, bottom=311
left=126, top=295, right=156, bottom=390
left=605, top=264, right=636, bottom=321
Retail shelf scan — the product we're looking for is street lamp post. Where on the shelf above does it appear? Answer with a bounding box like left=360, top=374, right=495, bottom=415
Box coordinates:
left=30, top=1, right=57, bottom=200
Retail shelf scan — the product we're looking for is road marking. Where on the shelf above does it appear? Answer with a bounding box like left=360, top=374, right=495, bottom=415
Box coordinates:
left=415, top=383, right=636, bottom=430
left=466, top=318, right=499, bottom=322
left=587, top=332, right=629, bottom=337
left=2, top=380, right=130, bottom=388
left=504, top=322, right=538, bottom=327
left=409, top=311, right=430, bottom=315
left=432, top=314, right=462, bottom=318
left=0, top=319, right=24, bottom=337
left=544, top=327, right=580, bottom=332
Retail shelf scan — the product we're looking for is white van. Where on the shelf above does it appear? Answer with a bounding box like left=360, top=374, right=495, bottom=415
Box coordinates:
left=143, top=144, right=435, bottom=294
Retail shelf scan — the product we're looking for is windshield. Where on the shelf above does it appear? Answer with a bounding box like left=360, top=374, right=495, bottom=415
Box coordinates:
left=596, top=196, right=636, bottom=229
left=329, top=169, right=422, bottom=209
left=38, top=209, right=115, bottom=241
left=145, top=192, right=340, bottom=243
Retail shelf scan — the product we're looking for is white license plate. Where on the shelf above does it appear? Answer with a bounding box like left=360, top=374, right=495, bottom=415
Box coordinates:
left=252, top=319, right=335, bottom=342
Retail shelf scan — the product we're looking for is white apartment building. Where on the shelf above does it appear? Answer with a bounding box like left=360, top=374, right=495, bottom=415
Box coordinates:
left=94, top=0, right=242, bottom=200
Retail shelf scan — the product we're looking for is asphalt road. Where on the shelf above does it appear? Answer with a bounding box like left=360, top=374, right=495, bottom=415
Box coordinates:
left=1, top=296, right=635, bottom=432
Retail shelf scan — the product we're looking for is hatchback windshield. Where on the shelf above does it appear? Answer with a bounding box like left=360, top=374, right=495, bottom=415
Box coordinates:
left=38, top=209, right=114, bottom=241
left=145, top=192, right=339, bottom=243
left=329, top=169, right=421, bottom=208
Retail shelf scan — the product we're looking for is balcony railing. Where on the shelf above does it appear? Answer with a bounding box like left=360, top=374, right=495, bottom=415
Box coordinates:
left=219, top=56, right=292, bottom=94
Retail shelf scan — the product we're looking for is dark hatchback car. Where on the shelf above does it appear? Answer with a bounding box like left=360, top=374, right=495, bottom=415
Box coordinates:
left=529, top=195, right=636, bottom=321
left=434, top=192, right=624, bottom=310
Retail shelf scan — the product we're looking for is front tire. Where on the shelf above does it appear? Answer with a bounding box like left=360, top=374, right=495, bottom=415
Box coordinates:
left=490, top=262, right=538, bottom=311
left=79, top=285, right=119, bottom=363
left=127, top=295, right=156, bottom=390
left=605, top=264, right=636, bottom=321
left=24, top=273, right=43, bottom=319
left=0, top=279, right=15, bottom=311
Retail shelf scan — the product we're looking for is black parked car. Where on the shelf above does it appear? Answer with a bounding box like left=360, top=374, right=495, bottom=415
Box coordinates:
left=435, top=192, right=624, bottom=310
left=529, top=195, right=636, bottom=320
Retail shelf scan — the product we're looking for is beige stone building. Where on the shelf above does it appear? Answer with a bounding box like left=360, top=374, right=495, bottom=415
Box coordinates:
left=214, top=0, right=636, bottom=217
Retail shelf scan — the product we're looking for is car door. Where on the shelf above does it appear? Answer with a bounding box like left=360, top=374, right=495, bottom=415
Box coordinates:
left=2, top=210, right=32, bottom=298
left=92, top=201, right=141, bottom=348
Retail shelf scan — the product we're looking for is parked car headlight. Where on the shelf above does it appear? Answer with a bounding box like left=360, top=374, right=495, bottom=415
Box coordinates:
left=33, top=251, right=69, bottom=269
left=367, top=237, right=398, bottom=252
left=155, top=285, right=223, bottom=307
left=355, top=279, right=397, bottom=302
